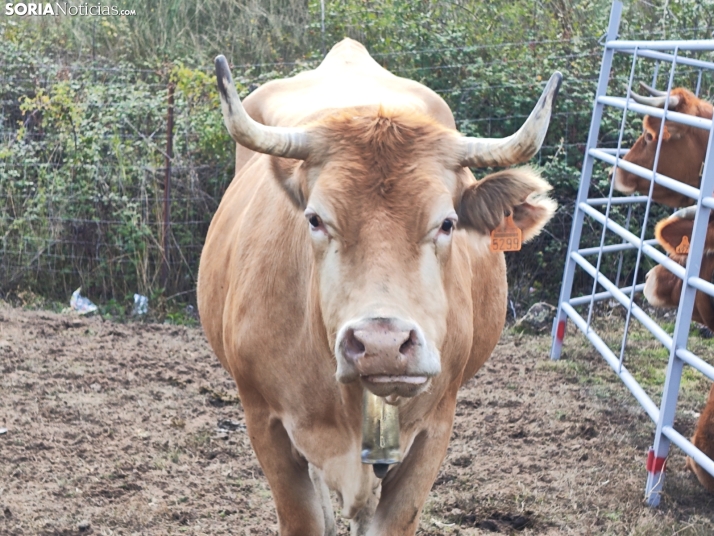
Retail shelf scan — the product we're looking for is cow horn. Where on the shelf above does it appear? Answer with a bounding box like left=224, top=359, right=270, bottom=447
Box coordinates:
left=459, top=71, right=562, bottom=168
left=628, top=88, right=680, bottom=110
left=671, top=205, right=698, bottom=220
left=639, top=81, right=667, bottom=97
left=215, top=55, right=310, bottom=159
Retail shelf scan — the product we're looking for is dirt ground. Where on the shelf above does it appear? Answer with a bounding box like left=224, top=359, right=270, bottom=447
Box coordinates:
left=1, top=303, right=713, bottom=536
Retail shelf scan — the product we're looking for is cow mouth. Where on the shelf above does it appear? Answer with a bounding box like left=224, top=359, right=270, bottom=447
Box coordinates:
left=360, top=374, right=430, bottom=397
left=364, top=375, right=427, bottom=384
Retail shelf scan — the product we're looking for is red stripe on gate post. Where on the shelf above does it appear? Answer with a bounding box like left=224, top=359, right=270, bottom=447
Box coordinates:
left=646, top=448, right=667, bottom=474
left=556, top=319, right=566, bottom=342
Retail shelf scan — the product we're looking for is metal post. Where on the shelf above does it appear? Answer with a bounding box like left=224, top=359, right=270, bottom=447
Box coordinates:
left=645, top=93, right=714, bottom=506
left=550, top=0, right=623, bottom=360
left=161, top=82, right=175, bottom=290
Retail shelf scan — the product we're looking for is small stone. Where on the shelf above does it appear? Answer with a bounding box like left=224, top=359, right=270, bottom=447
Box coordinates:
left=0, top=428, right=7, bottom=435
left=513, top=302, right=557, bottom=335
left=90, top=383, right=102, bottom=392
left=78, top=520, right=91, bottom=531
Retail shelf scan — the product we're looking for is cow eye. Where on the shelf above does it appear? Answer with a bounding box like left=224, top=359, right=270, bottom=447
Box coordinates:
left=645, top=132, right=654, bottom=143
left=305, top=210, right=326, bottom=233
left=440, top=219, right=454, bottom=234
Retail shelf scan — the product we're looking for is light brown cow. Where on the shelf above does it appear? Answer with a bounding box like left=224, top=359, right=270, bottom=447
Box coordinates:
left=612, top=83, right=713, bottom=208
left=197, top=39, right=559, bottom=535
left=644, top=207, right=714, bottom=493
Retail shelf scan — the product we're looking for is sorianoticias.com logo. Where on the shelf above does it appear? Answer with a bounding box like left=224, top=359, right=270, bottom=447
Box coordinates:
left=5, top=2, right=136, bottom=16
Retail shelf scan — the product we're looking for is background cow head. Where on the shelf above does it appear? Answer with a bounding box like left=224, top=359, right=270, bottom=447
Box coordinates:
left=612, top=84, right=712, bottom=208
left=644, top=206, right=714, bottom=327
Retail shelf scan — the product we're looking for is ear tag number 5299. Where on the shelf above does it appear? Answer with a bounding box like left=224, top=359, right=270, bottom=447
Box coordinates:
left=490, top=214, right=522, bottom=252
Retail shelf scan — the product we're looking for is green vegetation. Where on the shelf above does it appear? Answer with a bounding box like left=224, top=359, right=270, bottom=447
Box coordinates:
left=2, top=1, right=714, bottom=313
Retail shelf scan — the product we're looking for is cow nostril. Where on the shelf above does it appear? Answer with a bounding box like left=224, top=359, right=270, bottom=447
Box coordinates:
left=343, top=329, right=366, bottom=362
left=399, top=330, right=418, bottom=357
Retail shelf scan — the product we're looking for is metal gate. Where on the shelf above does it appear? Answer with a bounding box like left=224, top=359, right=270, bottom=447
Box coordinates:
left=551, top=0, right=714, bottom=505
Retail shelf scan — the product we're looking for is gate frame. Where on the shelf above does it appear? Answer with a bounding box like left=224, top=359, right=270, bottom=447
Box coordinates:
left=551, top=0, right=714, bottom=506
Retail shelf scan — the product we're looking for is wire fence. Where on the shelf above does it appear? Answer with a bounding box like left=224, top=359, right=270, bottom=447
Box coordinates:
left=0, top=34, right=699, bottom=312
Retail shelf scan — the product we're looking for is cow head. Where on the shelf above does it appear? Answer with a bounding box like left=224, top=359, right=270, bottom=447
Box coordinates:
left=644, top=207, right=714, bottom=328
left=612, top=83, right=713, bottom=208
left=215, top=56, right=558, bottom=399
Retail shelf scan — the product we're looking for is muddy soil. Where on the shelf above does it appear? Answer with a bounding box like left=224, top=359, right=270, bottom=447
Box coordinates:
left=1, top=304, right=713, bottom=535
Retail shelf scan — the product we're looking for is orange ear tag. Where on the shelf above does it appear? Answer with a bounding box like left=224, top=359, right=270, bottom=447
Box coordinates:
left=490, top=215, right=522, bottom=252
left=675, top=235, right=690, bottom=254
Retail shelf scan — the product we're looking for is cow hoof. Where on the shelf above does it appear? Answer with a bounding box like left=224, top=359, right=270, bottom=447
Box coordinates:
left=373, top=464, right=389, bottom=479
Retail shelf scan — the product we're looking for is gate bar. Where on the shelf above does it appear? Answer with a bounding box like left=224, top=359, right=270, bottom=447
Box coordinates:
left=676, top=349, right=714, bottom=382
left=619, top=48, right=714, bottom=72
left=560, top=302, right=661, bottom=422
left=592, top=150, right=702, bottom=200
left=597, top=97, right=713, bottom=130
left=607, top=39, right=714, bottom=51
left=578, top=240, right=657, bottom=256
left=662, top=426, right=714, bottom=477
left=578, top=203, right=685, bottom=276
left=570, top=252, right=673, bottom=350
left=569, top=284, right=646, bottom=307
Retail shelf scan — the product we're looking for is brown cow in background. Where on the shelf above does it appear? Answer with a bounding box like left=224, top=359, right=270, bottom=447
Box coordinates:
left=612, top=83, right=713, bottom=208
left=688, top=384, right=714, bottom=494
left=644, top=207, right=714, bottom=493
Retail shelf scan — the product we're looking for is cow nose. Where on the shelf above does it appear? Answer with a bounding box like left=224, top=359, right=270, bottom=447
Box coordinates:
left=342, top=326, right=416, bottom=363
left=335, top=317, right=440, bottom=394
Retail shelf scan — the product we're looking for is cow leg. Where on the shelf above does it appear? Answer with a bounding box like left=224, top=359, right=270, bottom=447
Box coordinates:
left=242, top=395, right=326, bottom=535
left=309, top=463, right=338, bottom=536
left=350, top=489, right=378, bottom=536
left=367, top=405, right=455, bottom=535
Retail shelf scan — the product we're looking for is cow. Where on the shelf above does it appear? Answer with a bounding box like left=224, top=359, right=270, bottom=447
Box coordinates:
left=612, top=82, right=713, bottom=208
left=643, top=206, right=714, bottom=493
left=687, top=383, right=714, bottom=494
left=197, top=38, right=560, bottom=535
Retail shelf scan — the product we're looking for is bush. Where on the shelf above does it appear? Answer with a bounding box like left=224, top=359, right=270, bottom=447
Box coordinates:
left=2, top=0, right=714, bottom=312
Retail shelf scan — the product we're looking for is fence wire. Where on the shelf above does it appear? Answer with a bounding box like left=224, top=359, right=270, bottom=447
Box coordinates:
left=0, top=36, right=658, bottom=310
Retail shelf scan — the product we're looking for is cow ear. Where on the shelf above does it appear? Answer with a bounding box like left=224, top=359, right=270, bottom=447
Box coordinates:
left=656, top=213, right=714, bottom=254
left=270, top=156, right=309, bottom=208
left=458, top=167, right=556, bottom=242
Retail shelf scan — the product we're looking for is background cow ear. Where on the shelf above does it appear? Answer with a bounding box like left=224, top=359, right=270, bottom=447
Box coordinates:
left=270, top=156, right=308, bottom=208
left=656, top=216, right=694, bottom=255
left=457, top=168, right=556, bottom=242
left=656, top=213, right=714, bottom=254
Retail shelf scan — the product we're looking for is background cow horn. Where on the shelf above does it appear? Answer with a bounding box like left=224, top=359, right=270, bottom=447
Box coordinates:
left=639, top=81, right=667, bottom=97
left=459, top=71, right=562, bottom=168
left=215, top=55, right=310, bottom=159
left=627, top=88, right=680, bottom=110
left=671, top=206, right=698, bottom=220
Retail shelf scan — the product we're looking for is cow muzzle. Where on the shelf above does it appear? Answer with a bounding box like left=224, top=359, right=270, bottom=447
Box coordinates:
left=610, top=166, right=636, bottom=194
left=644, top=267, right=667, bottom=307
left=335, top=317, right=440, bottom=397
